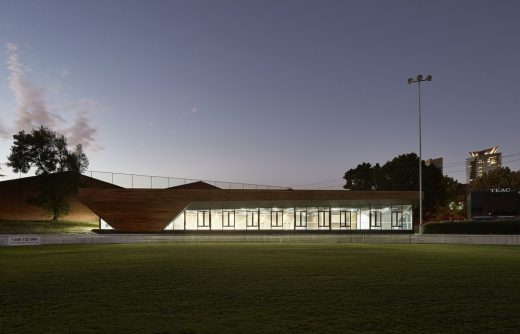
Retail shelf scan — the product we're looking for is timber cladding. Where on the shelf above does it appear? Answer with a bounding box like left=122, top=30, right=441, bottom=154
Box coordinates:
left=0, top=174, right=121, bottom=222
left=78, top=188, right=419, bottom=232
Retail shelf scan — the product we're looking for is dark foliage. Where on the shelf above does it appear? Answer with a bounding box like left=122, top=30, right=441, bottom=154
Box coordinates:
left=424, top=220, right=520, bottom=234
left=7, top=126, right=88, bottom=175
left=6, top=126, right=89, bottom=221
left=343, top=153, right=458, bottom=219
left=469, top=167, right=520, bottom=191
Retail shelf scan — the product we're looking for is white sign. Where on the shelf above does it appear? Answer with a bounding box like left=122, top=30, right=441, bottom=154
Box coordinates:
left=490, top=188, right=511, bottom=193
left=7, top=235, right=41, bottom=246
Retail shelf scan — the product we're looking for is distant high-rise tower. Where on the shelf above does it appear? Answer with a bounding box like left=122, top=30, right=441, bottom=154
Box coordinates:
left=466, top=147, right=502, bottom=183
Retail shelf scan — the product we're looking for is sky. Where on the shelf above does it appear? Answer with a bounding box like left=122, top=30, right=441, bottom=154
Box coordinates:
left=0, top=0, right=519, bottom=189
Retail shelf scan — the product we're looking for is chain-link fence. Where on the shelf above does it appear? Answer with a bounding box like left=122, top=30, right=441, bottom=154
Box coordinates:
left=84, top=170, right=289, bottom=190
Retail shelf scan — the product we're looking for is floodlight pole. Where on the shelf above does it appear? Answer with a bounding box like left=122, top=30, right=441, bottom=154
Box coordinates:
left=407, top=74, right=432, bottom=234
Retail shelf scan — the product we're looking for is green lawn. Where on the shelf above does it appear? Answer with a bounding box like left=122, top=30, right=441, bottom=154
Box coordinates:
left=0, top=220, right=97, bottom=234
left=1, top=243, right=519, bottom=334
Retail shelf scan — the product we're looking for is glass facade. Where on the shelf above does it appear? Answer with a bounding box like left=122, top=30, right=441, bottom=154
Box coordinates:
left=162, top=205, right=413, bottom=231
left=100, top=218, right=113, bottom=230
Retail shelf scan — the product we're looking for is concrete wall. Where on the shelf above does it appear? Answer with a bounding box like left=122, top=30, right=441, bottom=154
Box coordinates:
left=1, top=233, right=520, bottom=246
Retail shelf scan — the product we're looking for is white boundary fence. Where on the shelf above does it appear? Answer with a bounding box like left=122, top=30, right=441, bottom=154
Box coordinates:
left=1, top=234, right=520, bottom=246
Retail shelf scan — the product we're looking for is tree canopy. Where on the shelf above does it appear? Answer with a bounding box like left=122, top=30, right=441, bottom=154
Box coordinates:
left=6, top=126, right=89, bottom=221
left=343, top=153, right=461, bottom=220
left=343, top=162, right=381, bottom=190
left=469, top=167, right=520, bottom=191
left=7, top=126, right=88, bottom=175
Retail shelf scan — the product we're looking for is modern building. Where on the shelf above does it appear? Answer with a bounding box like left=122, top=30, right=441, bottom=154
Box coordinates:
left=466, top=147, right=502, bottom=183
left=79, top=181, right=418, bottom=233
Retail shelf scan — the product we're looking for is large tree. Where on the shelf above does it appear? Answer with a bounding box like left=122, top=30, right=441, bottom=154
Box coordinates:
left=7, top=126, right=89, bottom=220
left=343, top=162, right=381, bottom=190
left=344, top=153, right=458, bottom=220
left=469, top=167, right=520, bottom=191
left=7, top=126, right=88, bottom=174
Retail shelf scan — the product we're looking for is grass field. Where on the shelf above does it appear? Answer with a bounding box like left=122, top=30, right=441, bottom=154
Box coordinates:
left=1, top=243, right=520, bottom=334
left=0, top=220, right=97, bottom=234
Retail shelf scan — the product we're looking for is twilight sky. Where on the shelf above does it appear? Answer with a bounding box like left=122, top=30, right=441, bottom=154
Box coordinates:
left=1, top=0, right=519, bottom=188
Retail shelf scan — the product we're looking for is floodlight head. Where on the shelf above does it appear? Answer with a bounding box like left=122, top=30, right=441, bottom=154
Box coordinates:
left=426, top=75, right=432, bottom=81
left=408, top=78, right=413, bottom=84
left=416, top=74, right=423, bottom=81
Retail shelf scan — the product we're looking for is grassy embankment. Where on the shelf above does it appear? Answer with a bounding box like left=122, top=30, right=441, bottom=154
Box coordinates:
left=1, top=243, right=520, bottom=333
left=0, top=220, right=97, bottom=234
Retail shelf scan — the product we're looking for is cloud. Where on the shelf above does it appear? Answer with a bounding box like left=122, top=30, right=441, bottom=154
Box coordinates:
left=60, top=67, right=70, bottom=78
left=4, top=42, right=99, bottom=150
left=66, top=110, right=100, bottom=150
left=79, top=98, right=97, bottom=106
left=0, top=122, right=8, bottom=138
left=7, top=43, right=63, bottom=132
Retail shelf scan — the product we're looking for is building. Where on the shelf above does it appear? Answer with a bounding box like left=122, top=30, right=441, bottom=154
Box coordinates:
left=79, top=181, right=418, bottom=233
left=0, top=174, right=120, bottom=222
left=467, top=189, right=520, bottom=220
left=466, top=147, right=502, bottom=183
left=425, top=157, right=443, bottom=173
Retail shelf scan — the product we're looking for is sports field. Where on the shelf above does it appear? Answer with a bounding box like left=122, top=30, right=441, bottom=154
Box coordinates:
left=1, top=243, right=519, bottom=333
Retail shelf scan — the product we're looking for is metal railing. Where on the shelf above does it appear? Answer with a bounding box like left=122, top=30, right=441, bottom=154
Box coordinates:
left=83, top=170, right=290, bottom=190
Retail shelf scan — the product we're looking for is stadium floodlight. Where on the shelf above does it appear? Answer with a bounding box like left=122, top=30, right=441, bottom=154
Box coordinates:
left=407, top=74, right=432, bottom=234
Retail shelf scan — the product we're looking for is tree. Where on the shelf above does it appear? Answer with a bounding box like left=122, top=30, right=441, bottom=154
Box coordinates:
left=7, top=126, right=88, bottom=175
left=343, top=162, right=381, bottom=190
left=469, top=167, right=520, bottom=191
left=343, top=153, right=456, bottom=221
left=6, top=126, right=89, bottom=220
left=436, top=175, right=466, bottom=221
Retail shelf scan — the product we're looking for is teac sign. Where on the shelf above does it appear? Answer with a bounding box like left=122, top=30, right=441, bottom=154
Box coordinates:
left=489, top=188, right=512, bottom=193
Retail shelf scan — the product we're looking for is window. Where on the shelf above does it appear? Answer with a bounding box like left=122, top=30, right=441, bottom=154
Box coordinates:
left=392, top=211, right=403, bottom=229
left=246, top=210, right=259, bottom=228
left=197, top=211, right=211, bottom=228
left=318, top=210, right=330, bottom=228
left=271, top=210, right=283, bottom=227
left=370, top=211, right=382, bottom=229
left=340, top=211, right=351, bottom=229
left=222, top=210, right=235, bottom=228
left=295, top=210, right=307, bottom=228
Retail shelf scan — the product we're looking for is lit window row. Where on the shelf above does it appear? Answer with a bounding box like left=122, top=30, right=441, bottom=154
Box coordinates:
left=162, top=205, right=413, bottom=231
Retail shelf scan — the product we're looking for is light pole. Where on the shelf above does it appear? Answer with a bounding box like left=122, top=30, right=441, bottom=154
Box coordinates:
left=407, top=74, right=432, bottom=234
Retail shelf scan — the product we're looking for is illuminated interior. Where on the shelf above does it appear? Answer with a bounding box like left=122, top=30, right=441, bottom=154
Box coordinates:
left=158, top=205, right=413, bottom=231
left=100, top=219, right=113, bottom=230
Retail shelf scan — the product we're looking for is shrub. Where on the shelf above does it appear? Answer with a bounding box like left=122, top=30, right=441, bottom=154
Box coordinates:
left=424, top=220, right=520, bottom=234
